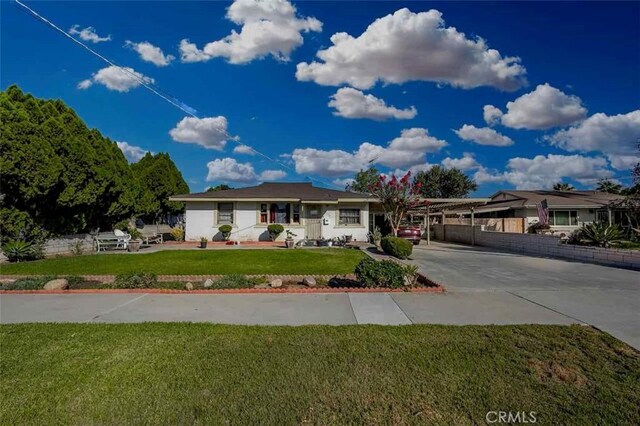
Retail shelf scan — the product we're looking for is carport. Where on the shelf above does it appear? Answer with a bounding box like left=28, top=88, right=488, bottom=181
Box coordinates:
left=410, top=198, right=490, bottom=246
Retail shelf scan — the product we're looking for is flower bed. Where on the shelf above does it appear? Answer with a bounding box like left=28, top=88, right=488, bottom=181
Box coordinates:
left=0, top=272, right=444, bottom=293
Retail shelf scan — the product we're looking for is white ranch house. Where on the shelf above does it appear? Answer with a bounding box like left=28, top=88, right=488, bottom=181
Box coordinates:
left=170, top=183, right=374, bottom=242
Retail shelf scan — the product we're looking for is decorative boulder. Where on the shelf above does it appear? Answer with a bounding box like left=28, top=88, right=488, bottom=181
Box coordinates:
left=203, top=278, right=214, bottom=288
left=270, top=278, right=283, bottom=288
left=184, top=282, right=194, bottom=291
left=302, top=277, right=316, bottom=287
left=44, top=279, right=68, bottom=290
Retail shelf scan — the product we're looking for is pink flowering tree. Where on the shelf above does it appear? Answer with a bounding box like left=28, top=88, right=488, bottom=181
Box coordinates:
left=367, top=172, right=425, bottom=236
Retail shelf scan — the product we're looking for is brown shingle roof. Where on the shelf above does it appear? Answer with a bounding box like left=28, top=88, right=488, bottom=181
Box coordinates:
left=170, top=182, right=371, bottom=202
left=485, top=190, right=624, bottom=209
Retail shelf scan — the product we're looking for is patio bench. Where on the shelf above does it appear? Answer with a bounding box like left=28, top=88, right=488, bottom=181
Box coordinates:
left=94, top=231, right=130, bottom=251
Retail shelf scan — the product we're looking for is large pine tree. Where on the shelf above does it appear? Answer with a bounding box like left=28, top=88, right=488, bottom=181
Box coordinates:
left=0, top=85, right=187, bottom=241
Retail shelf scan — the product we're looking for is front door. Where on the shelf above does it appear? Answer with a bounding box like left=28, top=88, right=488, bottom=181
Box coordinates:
left=305, top=204, right=322, bottom=239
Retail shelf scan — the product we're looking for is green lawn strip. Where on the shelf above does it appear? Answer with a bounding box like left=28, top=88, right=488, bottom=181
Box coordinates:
left=0, top=249, right=365, bottom=275
left=1, top=324, right=638, bottom=425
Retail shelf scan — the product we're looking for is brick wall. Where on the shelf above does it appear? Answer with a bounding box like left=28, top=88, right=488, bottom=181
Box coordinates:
left=431, top=224, right=640, bottom=270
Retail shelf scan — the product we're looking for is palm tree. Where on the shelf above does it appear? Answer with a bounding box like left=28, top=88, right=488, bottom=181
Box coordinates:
left=596, top=179, right=623, bottom=194
left=553, top=182, right=574, bottom=191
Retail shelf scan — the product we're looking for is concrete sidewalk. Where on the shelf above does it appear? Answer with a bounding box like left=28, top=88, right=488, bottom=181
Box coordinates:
left=0, top=291, right=573, bottom=327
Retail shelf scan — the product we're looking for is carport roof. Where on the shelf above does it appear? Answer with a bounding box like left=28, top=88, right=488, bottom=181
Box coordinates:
left=410, top=198, right=491, bottom=213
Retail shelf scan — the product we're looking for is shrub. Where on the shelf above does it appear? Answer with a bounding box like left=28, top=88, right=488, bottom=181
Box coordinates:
left=127, top=227, right=143, bottom=240
left=113, top=273, right=157, bottom=289
left=528, top=221, right=550, bottom=234
left=1, top=240, right=42, bottom=262
left=267, top=224, right=284, bottom=240
left=114, top=219, right=130, bottom=231
left=380, top=236, right=413, bottom=259
left=354, top=258, right=414, bottom=289
left=170, top=228, right=184, bottom=241
left=212, top=274, right=254, bottom=289
left=219, top=224, right=233, bottom=241
left=0, top=275, right=55, bottom=290
left=573, top=223, right=624, bottom=248
left=70, top=239, right=84, bottom=256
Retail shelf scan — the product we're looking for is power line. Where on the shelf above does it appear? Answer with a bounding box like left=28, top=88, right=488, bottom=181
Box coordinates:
left=13, top=0, right=343, bottom=190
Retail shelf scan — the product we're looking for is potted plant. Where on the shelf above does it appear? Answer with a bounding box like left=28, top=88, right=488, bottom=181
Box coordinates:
left=219, top=224, right=232, bottom=241
left=127, top=227, right=143, bottom=252
left=267, top=224, right=284, bottom=241
left=317, top=238, right=329, bottom=247
left=368, top=226, right=382, bottom=248
left=199, top=237, right=208, bottom=249
left=285, top=230, right=297, bottom=248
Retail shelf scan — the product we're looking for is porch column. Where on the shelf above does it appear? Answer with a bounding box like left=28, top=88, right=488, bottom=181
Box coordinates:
left=426, top=205, right=431, bottom=246
left=607, top=207, right=613, bottom=226
left=470, top=207, right=475, bottom=246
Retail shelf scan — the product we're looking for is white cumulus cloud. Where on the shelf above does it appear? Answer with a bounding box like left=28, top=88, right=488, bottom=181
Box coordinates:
left=547, top=110, right=640, bottom=170
left=296, top=8, right=526, bottom=91
left=499, top=83, right=587, bottom=130
left=328, top=88, right=417, bottom=121
left=69, top=25, right=111, bottom=43
left=179, top=0, right=322, bottom=64
left=454, top=124, right=514, bottom=146
left=125, top=41, right=175, bottom=66
left=291, top=128, right=447, bottom=177
left=77, top=66, right=154, bottom=92
left=206, top=157, right=286, bottom=183
left=116, top=141, right=150, bottom=163
left=483, top=105, right=503, bottom=126
left=441, top=153, right=482, bottom=171
left=170, top=116, right=231, bottom=150
left=476, top=154, right=614, bottom=189
left=233, top=144, right=256, bottom=155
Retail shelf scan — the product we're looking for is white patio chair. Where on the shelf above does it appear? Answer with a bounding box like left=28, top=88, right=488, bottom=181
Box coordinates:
left=114, top=229, right=131, bottom=249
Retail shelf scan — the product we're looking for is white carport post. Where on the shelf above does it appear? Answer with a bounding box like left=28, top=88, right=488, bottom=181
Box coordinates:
left=470, top=207, right=475, bottom=246
left=426, top=205, right=430, bottom=245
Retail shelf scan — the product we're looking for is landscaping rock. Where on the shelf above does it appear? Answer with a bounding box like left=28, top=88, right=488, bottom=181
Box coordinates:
left=0, top=278, right=16, bottom=284
left=44, top=279, right=68, bottom=290
left=302, top=277, right=317, bottom=287
left=270, top=278, right=283, bottom=288
left=255, top=283, right=270, bottom=289
left=203, top=278, right=214, bottom=288
left=184, top=282, right=194, bottom=291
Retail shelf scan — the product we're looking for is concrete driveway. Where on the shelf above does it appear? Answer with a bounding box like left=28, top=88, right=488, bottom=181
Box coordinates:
left=405, top=242, right=640, bottom=348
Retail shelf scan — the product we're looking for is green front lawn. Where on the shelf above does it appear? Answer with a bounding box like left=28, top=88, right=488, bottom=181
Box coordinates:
left=1, top=324, right=638, bottom=425
left=0, top=249, right=365, bottom=275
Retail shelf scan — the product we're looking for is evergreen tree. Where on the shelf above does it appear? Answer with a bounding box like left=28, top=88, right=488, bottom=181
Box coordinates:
left=413, top=166, right=477, bottom=198
left=346, top=167, right=380, bottom=193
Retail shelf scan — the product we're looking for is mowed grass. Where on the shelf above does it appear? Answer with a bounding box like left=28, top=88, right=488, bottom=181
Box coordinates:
left=1, top=324, right=639, bottom=425
left=0, top=249, right=365, bottom=275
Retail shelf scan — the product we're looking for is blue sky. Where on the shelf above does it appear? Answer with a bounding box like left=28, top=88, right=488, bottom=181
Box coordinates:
left=2, top=0, right=639, bottom=195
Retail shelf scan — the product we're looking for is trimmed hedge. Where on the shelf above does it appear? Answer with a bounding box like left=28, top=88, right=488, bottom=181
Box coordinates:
left=381, top=236, right=413, bottom=259
left=354, top=258, right=413, bottom=289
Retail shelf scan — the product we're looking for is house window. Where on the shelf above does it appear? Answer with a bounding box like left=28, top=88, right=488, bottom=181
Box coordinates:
left=260, top=203, right=268, bottom=224
left=550, top=210, right=577, bottom=226
left=339, top=208, right=361, bottom=225
left=269, top=203, right=290, bottom=224
left=292, top=203, right=300, bottom=223
left=218, top=202, right=233, bottom=224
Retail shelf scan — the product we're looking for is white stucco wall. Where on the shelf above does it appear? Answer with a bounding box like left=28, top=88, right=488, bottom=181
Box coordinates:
left=184, top=202, right=215, bottom=241
left=184, top=201, right=370, bottom=242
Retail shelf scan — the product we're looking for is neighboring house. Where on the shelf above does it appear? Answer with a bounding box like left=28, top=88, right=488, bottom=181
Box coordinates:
left=472, top=190, right=627, bottom=232
left=169, top=182, right=373, bottom=242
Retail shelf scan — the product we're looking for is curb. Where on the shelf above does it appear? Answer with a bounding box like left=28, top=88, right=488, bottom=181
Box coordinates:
left=0, top=286, right=444, bottom=295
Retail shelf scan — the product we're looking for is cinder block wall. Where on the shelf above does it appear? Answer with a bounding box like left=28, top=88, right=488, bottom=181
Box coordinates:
left=431, top=224, right=640, bottom=270
left=1, top=234, right=93, bottom=262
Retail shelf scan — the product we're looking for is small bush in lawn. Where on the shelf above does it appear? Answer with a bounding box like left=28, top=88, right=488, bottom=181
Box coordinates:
left=267, top=224, right=284, bottom=240
left=212, top=274, right=254, bottom=289
left=1, top=276, right=56, bottom=290
left=170, top=228, right=184, bottom=242
left=2, top=240, right=44, bottom=262
left=219, top=224, right=233, bottom=241
left=113, top=273, right=157, bottom=289
left=355, top=258, right=413, bottom=289
left=381, top=236, right=413, bottom=259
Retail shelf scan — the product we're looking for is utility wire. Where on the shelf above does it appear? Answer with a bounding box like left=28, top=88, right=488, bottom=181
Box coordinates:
left=13, top=0, right=343, bottom=190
